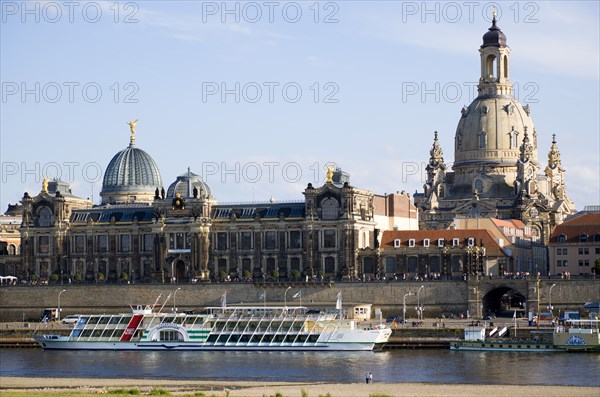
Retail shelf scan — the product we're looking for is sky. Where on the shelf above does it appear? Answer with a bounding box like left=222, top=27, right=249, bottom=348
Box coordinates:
left=1, top=0, right=599, bottom=213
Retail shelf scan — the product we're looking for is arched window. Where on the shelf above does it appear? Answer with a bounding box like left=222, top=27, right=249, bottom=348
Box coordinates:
left=324, top=257, right=335, bottom=274
left=321, top=198, right=340, bottom=220
left=7, top=244, right=16, bottom=255
left=38, top=207, right=52, bottom=227
left=594, top=234, right=600, bottom=242
left=503, top=55, right=509, bottom=78
left=558, top=234, right=567, bottom=243
left=486, top=54, right=497, bottom=80
left=579, top=234, right=588, bottom=243
left=474, top=180, right=484, bottom=193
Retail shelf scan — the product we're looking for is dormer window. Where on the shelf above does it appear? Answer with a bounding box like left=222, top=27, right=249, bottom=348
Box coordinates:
left=579, top=234, right=588, bottom=243
left=438, top=238, right=445, bottom=247
left=423, top=239, right=430, bottom=248
left=408, top=239, right=416, bottom=247
left=558, top=234, right=567, bottom=243
left=452, top=238, right=459, bottom=247
left=468, top=238, right=475, bottom=247
left=394, top=239, right=401, bottom=248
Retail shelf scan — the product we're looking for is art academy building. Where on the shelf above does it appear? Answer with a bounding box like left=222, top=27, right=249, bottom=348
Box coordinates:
left=13, top=131, right=417, bottom=283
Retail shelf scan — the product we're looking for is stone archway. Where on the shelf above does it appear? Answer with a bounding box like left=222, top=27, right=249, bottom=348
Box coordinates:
left=175, top=259, right=186, bottom=283
left=482, top=287, right=527, bottom=317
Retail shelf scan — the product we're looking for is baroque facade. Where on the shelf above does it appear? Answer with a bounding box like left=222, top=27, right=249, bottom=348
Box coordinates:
left=413, top=17, right=576, bottom=242
left=15, top=132, right=417, bottom=283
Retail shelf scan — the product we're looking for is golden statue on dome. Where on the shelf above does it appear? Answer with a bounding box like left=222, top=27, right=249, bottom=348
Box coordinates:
left=41, top=177, right=48, bottom=193
left=128, top=119, right=139, bottom=144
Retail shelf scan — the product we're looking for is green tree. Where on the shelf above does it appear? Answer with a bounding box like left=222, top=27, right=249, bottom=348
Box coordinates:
left=594, top=257, right=600, bottom=276
left=271, top=269, right=280, bottom=279
left=96, top=272, right=105, bottom=281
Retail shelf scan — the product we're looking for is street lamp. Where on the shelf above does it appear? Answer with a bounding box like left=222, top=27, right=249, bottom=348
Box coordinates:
left=58, top=289, right=66, bottom=322
left=403, top=292, right=414, bottom=324
left=416, top=285, right=424, bottom=320
left=548, top=283, right=556, bottom=316
left=173, top=287, right=181, bottom=312
left=284, top=286, right=292, bottom=308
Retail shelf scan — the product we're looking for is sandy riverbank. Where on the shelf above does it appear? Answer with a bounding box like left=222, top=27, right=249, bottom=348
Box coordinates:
left=1, top=377, right=598, bottom=397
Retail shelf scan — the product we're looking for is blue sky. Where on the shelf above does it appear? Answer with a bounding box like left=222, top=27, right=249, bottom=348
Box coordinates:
left=1, top=1, right=599, bottom=212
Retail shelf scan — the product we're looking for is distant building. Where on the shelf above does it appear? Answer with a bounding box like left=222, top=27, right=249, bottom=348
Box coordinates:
left=373, top=191, right=419, bottom=232
left=548, top=214, right=600, bottom=276
left=375, top=229, right=509, bottom=279
left=451, top=217, right=547, bottom=275
left=413, top=17, right=576, bottom=242
left=0, top=209, right=22, bottom=276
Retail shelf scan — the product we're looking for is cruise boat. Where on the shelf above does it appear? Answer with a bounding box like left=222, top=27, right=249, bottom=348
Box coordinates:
left=552, top=319, right=600, bottom=352
left=450, top=326, right=559, bottom=352
left=34, top=304, right=392, bottom=351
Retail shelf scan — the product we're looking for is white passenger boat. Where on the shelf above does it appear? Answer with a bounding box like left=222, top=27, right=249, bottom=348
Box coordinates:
left=34, top=304, right=391, bottom=351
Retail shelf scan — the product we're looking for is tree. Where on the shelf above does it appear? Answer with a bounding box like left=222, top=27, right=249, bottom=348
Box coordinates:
left=271, top=269, right=280, bottom=279
left=50, top=274, right=59, bottom=282
left=291, top=270, right=301, bottom=280
left=96, top=272, right=105, bottom=281
left=594, top=257, right=600, bottom=276
left=242, top=270, right=251, bottom=279
left=73, top=273, right=82, bottom=282
left=120, top=272, right=129, bottom=281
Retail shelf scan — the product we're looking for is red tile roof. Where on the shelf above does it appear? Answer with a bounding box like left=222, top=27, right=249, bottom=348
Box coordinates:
left=381, top=229, right=507, bottom=256
left=549, top=214, right=600, bottom=244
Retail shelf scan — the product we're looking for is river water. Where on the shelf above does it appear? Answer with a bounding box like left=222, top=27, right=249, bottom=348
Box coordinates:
left=1, top=349, right=599, bottom=387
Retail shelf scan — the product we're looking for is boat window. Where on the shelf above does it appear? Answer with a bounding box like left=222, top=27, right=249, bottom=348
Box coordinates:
left=87, top=317, right=100, bottom=325
left=308, top=335, right=319, bottom=343
left=159, top=330, right=183, bottom=341
left=99, top=316, right=110, bottom=324
left=207, top=335, right=218, bottom=343
left=81, top=330, right=93, bottom=338
left=109, top=317, right=121, bottom=324
left=250, top=335, right=263, bottom=343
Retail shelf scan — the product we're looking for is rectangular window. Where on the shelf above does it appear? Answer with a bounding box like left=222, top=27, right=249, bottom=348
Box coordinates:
left=584, top=248, right=589, bottom=255
left=557, top=249, right=562, bottom=256
left=240, top=232, right=252, bottom=250
left=579, top=260, right=584, bottom=267
left=423, top=239, right=430, bottom=248
left=584, top=260, right=590, bottom=266
left=98, top=235, right=108, bottom=253
left=452, top=238, right=459, bottom=247
left=394, top=239, right=401, bottom=248
left=265, top=231, right=277, bottom=250
left=39, top=236, right=50, bottom=253
left=216, top=232, right=227, bottom=250
left=596, top=248, right=600, bottom=255
left=578, top=248, right=584, bottom=255
left=143, top=234, right=153, bottom=252
left=120, top=235, right=131, bottom=252
left=408, top=239, right=415, bottom=247
left=438, top=238, right=445, bottom=247
left=289, top=231, right=302, bottom=249
left=323, top=230, right=336, bottom=248
left=385, top=257, right=395, bottom=273
left=75, top=235, right=85, bottom=253
left=562, top=248, right=568, bottom=255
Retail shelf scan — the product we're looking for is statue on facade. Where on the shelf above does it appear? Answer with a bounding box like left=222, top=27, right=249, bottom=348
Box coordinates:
left=326, top=166, right=334, bottom=183
left=42, top=177, right=48, bottom=193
